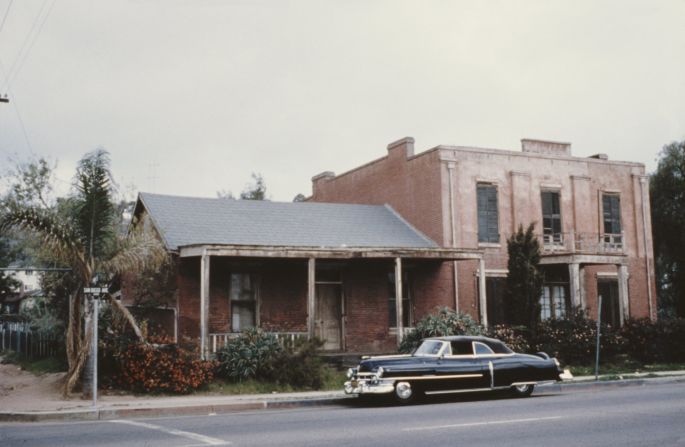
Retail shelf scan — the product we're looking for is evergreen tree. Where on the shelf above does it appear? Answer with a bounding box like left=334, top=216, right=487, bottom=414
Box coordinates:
left=505, top=224, right=543, bottom=333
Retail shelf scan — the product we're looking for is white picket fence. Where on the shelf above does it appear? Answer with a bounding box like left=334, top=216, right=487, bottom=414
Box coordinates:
left=0, top=321, right=59, bottom=359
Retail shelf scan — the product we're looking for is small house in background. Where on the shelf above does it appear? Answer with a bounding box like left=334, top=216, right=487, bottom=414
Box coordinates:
left=127, top=193, right=482, bottom=358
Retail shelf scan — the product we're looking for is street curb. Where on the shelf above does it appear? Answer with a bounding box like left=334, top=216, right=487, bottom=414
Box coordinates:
left=0, top=397, right=354, bottom=423
left=536, top=375, right=685, bottom=395
left=2, top=376, right=684, bottom=423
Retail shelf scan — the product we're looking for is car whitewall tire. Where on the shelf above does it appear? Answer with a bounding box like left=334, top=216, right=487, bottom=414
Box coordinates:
left=510, top=384, right=534, bottom=397
left=394, top=381, right=415, bottom=404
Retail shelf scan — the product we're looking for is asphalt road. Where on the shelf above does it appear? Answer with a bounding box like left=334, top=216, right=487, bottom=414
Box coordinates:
left=2, top=383, right=685, bottom=447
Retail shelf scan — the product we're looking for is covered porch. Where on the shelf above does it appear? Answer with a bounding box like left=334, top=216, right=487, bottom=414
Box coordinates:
left=540, top=252, right=630, bottom=326
left=177, top=244, right=482, bottom=359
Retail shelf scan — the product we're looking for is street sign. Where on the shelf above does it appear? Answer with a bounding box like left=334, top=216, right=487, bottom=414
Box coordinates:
left=83, top=287, right=107, bottom=296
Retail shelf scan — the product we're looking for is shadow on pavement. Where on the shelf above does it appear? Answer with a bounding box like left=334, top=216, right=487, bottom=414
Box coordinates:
left=337, top=389, right=556, bottom=409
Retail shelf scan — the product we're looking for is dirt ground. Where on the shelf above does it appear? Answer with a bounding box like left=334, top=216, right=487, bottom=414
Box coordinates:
left=0, top=357, right=87, bottom=412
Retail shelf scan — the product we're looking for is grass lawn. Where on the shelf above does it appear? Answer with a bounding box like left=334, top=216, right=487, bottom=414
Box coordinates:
left=198, top=366, right=348, bottom=396
left=570, top=360, right=685, bottom=377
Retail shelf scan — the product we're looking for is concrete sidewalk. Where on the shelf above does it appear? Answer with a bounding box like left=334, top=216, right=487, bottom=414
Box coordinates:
left=2, top=371, right=685, bottom=423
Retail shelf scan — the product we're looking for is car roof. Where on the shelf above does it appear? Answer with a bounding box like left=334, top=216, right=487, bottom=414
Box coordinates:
left=427, top=335, right=504, bottom=344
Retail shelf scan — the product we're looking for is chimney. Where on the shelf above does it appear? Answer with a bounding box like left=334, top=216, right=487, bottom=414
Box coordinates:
left=521, top=139, right=571, bottom=157
left=311, top=171, right=335, bottom=193
left=588, top=153, right=609, bottom=160
left=387, top=137, right=415, bottom=158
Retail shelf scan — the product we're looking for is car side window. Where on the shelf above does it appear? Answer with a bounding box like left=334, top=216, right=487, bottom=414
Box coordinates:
left=451, top=341, right=473, bottom=355
left=473, top=342, right=494, bottom=356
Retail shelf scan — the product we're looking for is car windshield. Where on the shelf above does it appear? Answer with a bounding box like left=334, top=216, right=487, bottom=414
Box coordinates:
left=414, top=340, right=445, bottom=356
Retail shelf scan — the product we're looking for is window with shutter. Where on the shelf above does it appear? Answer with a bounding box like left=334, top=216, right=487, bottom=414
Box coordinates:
left=477, top=184, right=499, bottom=243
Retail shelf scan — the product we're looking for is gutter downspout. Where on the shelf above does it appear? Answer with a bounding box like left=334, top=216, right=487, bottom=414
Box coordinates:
left=639, top=176, right=654, bottom=321
left=447, top=161, right=459, bottom=312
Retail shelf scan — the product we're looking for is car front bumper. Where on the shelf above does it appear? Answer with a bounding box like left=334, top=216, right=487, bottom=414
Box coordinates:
left=344, top=378, right=395, bottom=395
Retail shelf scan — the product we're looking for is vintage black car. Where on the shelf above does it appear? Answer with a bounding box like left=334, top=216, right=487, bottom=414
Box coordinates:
left=344, top=335, right=572, bottom=403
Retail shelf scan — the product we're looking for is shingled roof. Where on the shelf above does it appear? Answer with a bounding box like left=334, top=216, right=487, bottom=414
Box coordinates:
left=137, top=193, right=437, bottom=251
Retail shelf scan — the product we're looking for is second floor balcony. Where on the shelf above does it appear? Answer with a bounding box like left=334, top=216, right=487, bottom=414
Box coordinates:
left=542, top=231, right=625, bottom=255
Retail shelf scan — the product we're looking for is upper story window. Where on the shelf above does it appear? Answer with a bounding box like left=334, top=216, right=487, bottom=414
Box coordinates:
left=477, top=184, right=499, bottom=243
left=602, top=194, right=622, bottom=235
left=602, top=193, right=623, bottom=249
left=541, top=190, right=562, bottom=245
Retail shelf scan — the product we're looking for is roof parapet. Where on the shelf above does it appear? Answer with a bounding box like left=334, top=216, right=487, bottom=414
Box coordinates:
left=521, top=138, right=571, bottom=157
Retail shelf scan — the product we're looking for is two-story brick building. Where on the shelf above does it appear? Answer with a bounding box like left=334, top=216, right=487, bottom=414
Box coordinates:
left=310, top=137, right=656, bottom=331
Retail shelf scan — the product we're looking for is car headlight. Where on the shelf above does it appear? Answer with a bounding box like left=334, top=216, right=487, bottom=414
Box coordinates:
left=346, top=368, right=356, bottom=379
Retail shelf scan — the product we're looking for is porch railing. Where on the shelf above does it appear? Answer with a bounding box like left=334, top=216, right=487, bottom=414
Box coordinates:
left=541, top=232, right=625, bottom=255
left=209, top=331, right=308, bottom=354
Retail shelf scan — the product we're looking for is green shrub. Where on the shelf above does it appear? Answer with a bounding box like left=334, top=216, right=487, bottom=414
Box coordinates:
left=399, top=307, right=483, bottom=353
left=215, top=329, right=328, bottom=390
left=621, top=318, right=685, bottom=363
left=531, top=308, right=623, bottom=365
left=269, top=338, right=326, bottom=389
left=214, top=328, right=282, bottom=382
left=115, top=342, right=215, bottom=393
left=485, top=325, right=531, bottom=353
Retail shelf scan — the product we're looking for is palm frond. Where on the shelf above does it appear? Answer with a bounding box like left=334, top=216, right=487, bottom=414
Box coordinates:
left=98, top=229, right=167, bottom=277
left=0, top=205, right=88, bottom=278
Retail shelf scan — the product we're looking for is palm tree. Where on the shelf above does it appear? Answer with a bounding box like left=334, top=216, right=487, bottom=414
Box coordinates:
left=0, top=149, right=166, bottom=396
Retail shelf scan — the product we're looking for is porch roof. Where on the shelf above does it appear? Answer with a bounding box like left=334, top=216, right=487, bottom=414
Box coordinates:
left=178, top=244, right=482, bottom=260
left=137, top=193, right=472, bottom=257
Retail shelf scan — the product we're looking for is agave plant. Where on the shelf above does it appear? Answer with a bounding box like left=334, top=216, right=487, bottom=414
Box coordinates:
left=0, top=149, right=167, bottom=396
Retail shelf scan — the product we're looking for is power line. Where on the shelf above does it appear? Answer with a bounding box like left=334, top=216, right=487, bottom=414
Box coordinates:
left=4, top=0, right=55, bottom=90
left=0, top=0, right=13, bottom=38
left=1, top=0, right=47, bottom=90
left=0, top=58, right=34, bottom=153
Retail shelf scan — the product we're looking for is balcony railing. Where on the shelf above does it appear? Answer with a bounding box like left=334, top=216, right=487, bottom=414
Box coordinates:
left=209, top=331, right=308, bottom=354
left=541, top=232, right=625, bottom=255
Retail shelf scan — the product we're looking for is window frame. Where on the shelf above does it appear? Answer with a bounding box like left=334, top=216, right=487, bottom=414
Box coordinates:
left=540, top=283, right=569, bottom=320
left=602, top=193, right=622, bottom=235
left=477, top=183, right=500, bottom=244
left=229, top=272, right=258, bottom=332
left=541, top=189, right=563, bottom=245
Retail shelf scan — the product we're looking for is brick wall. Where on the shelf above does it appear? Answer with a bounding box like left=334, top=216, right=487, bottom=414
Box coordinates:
left=342, top=260, right=396, bottom=352
left=310, top=137, right=657, bottom=323
left=258, top=260, right=308, bottom=332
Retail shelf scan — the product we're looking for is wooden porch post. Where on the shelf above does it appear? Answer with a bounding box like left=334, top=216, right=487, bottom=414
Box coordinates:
left=307, top=258, right=316, bottom=340
left=479, top=258, right=488, bottom=327
left=395, top=257, right=403, bottom=347
left=200, top=251, right=210, bottom=360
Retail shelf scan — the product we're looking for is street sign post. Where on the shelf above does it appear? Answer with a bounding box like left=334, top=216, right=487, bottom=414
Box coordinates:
left=595, top=294, right=603, bottom=381
left=83, top=287, right=107, bottom=407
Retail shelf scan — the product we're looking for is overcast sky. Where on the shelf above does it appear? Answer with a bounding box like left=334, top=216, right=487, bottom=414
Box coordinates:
left=0, top=0, right=683, bottom=202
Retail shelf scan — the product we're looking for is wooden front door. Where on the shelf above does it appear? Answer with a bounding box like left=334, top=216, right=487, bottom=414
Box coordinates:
left=598, top=280, right=620, bottom=328
left=315, top=283, right=342, bottom=351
